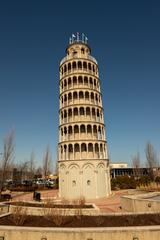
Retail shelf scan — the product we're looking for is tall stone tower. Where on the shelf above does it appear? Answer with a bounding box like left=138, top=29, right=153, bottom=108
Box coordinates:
left=58, top=33, right=111, bottom=200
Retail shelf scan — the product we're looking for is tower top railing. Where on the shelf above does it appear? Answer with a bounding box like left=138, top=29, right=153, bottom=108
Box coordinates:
left=60, top=54, right=97, bottom=66
left=69, top=33, right=88, bottom=45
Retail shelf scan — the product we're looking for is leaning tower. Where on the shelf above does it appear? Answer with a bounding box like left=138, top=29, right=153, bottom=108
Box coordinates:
left=58, top=33, right=111, bottom=200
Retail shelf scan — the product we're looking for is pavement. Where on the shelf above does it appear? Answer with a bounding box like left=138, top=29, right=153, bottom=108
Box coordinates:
left=12, top=189, right=128, bottom=213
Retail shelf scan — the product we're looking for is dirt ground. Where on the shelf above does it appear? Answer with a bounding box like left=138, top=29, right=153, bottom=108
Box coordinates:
left=0, top=214, right=160, bottom=227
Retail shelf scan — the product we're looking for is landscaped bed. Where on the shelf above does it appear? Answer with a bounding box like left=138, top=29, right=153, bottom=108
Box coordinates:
left=8, top=201, right=93, bottom=209
left=0, top=213, right=160, bottom=227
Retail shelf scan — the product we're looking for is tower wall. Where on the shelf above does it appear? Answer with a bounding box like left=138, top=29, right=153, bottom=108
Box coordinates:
left=58, top=37, right=111, bottom=200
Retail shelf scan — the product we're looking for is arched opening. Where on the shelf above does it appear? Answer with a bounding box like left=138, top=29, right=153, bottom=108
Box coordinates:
left=100, top=144, right=104, bottom=159
left=92, top=108, right=96, bottom=120
left=94, top=79, right=97, bottom=88
left=93, top=125, right=97, bottom=139
left=61, top=146, right=63, bottom=159
left=64, top=110, right=67, bottom=123
left=68, top=63, right=71, bottom=72
left=61, top=128, right=63, bottom=141
left=74, top=125, right=79, bottom=139
left=85, top=91, right=89, bottom=101
left=64, top=79, right=67, bottom=90
left=73, top=91, right=78, bottom=101
left=81, top=48, right=85, bottom=54
left=79, top=91, right=84, bottom=100
left=68, top=144, right=73, bottom=160
left=68, top=108, right=72, bottom=121
left=74, top=143, right=80, bottom=159
left=72, top=61, right=76, bottom=70
left=93, top=65, right=95, bottom=73
left=61, top=112, right=63, bottom=123
left=78, top=76, right=83, bottom=85
left=83, top=61, right=87, bottom=70
left=68, top=78, right=71, bottom=88
left=87, top=125, right=92, bottom=138
left=80, top=107, right=84, bottom=116
left=90, top=77, right=93, bottom=88
left=80, top=125, right=85, bottom=138
left=64, top=65, right=67, bottom=73
left=95, top=94, right=98, bottom=104
left=78, top=61, right=82, bottom=69
left=73, top=107, right=78, bottom=120
left=73, top=76, right=77, bottom=86
left=68, top=126, right=72, bottom=140
left=88, top=143, right=93, bottom=158
left=86, top=107, right=91, bottom=119
left=81, top=143, right=87, bottom=158
left=84, top=76, right=88, bottom=86
left=68, top=92, right=72, bottom=104
left=98, top=126, right=102, bottom=140
left=64, top=144, right=67, bottom=160
left=64, top=127, right=67, bottom=141
left=95, top=143, right=99, bottom=158
left=91, top=92, right=94, bottom=103
left=88, top=63, right=91, bottom=71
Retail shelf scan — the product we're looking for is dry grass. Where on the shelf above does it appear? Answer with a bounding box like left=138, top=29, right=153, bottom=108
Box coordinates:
left=10, top=206, right=27, bottom=226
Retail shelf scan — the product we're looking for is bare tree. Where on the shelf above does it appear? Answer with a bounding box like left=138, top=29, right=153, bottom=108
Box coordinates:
left=0, top=130, right=15, bottom=192
left=29, top=150, right=35, bottom=179
left=43, top=145, right=52, bottom=178
left=145, top=141, right=158, bottom=180
left=132, top=151, right=141, bottom=178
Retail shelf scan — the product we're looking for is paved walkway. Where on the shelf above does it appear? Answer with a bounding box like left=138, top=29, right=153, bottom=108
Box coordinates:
left=12, top=189, right=128, bottom=213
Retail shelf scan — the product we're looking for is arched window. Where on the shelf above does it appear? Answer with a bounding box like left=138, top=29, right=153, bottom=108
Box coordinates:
left=81, top=48, right=85, bottom=54
left=64, top=65, right=67, bottom=73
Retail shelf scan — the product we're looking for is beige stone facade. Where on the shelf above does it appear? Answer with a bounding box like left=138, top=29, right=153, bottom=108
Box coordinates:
left=58, top=35, right=111, bottom=200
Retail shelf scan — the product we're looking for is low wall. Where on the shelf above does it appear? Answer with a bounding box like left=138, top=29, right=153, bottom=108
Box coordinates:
left=9, top=202, right=99, bottom=216
left=0, top=225, right=160, bottom=240
left=121, top=192, right=160, bottom=212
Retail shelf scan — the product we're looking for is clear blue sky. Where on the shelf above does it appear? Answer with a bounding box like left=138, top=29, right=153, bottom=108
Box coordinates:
left=0, top=0, right=160, bottom=168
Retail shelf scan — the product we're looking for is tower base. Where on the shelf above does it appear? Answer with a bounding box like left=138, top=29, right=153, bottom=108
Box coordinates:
left=58, top=159, right=111, bottom=200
